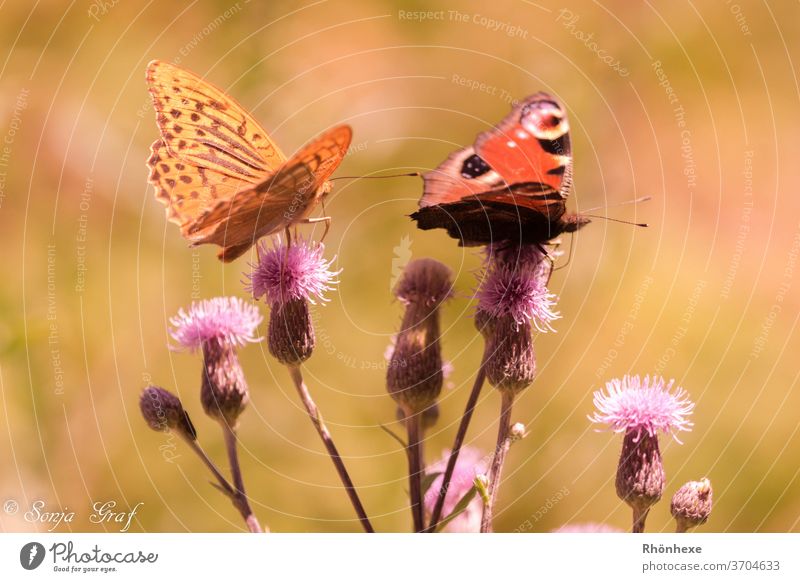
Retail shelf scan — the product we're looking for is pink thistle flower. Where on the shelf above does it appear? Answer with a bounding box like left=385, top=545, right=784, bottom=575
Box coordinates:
left=589, top=375, right=694, bottom=443
left=247, top=238, right=340, bottom=306
left=424, top=447, right=488, bottom=533
left=169, top=296, right=263, bottom=351
left=476, top=244, right=559, bottom=331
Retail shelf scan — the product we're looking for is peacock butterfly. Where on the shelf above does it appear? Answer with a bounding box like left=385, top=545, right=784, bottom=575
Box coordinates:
left=411, top=92, right=589, bottom=246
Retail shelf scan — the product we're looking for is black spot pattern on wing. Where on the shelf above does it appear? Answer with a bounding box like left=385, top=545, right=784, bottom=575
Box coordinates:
left=460, top=153, right=492, bottom=179
left=538, top=133, right=570, bottom=156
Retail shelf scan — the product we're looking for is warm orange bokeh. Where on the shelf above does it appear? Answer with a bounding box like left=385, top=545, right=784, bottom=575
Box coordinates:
left=0, top=0, right=797, bottom=532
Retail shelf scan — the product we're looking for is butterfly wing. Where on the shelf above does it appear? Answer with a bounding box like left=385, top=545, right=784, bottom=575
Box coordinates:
left=188, top=163, right=320, bottom=262
left=148, top=139, right=255, bottom=233
left=146, top=60, right=286, bottom=178
left=415, top=93, right=577, bottom=245
left=475, top=93, right=571, bottom=196
left=420, top=146, right=507, bottom=207
left=420, top=93, right=571, bottom=203
left=412, top=184, right=570, bottom=246
left=283, top=124, right=352, bottom=186
left=188, top=125, right=352, bottom=262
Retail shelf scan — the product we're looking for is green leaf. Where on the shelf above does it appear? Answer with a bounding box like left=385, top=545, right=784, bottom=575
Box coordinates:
left=475, top=475, right=490, bottom=505
left=434, top=486, right=478, bottom=532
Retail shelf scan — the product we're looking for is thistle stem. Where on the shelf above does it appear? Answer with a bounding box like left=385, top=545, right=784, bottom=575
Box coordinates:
left=405, top=413, right=424, bottom=532
left=183, top=435, right=264, bottom=532
left=480, top=390, right=515, bottom=532
left=221, top=424, right=263, bottom=533
left=287, top=364, right=375, bottom=533
left=632, top=505, right=649, bottom=533
left=425, top=347, right=488, bottom=532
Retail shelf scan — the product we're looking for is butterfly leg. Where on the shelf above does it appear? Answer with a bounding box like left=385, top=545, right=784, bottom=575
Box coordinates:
left=282, top=227, right=294, bottom=277
left=300, top=216, right=332, bottom=243
left=552, top=233, right=576, bottom=273
left=536, top=242, right=561, bottom=285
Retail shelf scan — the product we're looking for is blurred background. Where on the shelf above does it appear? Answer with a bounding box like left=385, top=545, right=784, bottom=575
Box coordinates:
left=0, top=0, right=798, bottom=533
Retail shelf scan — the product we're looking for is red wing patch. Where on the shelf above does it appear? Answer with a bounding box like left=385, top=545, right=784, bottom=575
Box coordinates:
left=414, top=93, right=584, bottom=246
left=474, top=92, right=572, bottom=197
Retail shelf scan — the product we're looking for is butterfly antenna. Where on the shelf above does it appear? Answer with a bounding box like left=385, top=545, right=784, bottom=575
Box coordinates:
left=582, top=195, right=652, bottom=213
left=583, top=215, right=648, bottom=227
left=330, top=172, right=421, bottom=181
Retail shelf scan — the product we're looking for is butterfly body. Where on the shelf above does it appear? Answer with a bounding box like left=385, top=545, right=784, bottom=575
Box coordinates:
left=146, top=60, right=351, bottom=262
left=411, top=92, right=588, bottom=246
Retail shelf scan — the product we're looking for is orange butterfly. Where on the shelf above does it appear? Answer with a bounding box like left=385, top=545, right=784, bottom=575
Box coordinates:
left=145, top=60, right=352, bottom=262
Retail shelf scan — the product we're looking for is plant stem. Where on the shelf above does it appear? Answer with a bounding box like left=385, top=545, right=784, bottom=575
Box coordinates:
left=405, top=413, right=424, bottom=532
left=425, top=347, right=488, bottom=533
left=221, top=424, right=263, bottom=533
left=632, top=505, right=649, bottom=533
left=480, top=390, right=515, bottom=532
left=287, top=364, right=375, bottom=533
left=183, top=435, right=264, bottom=532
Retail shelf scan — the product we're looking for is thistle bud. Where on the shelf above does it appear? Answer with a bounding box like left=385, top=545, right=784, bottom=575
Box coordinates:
left=139, top=385, right=196, bottom=441
left=615, top=430, right=665, bottom=531
left=481, top=314, right=536, bottom=394
left=200, top=337, right=249, bottom=426
left=387, top=259, right=452, bottom=415
left=671, top=478, right=712, bottom=532
left=268, top=298, right=315, bottom=365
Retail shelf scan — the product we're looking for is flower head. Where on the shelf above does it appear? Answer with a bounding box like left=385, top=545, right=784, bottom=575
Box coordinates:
left=268, top=298, right=315, bottom=365
left=139, top=385, right=196, bottom=441
left=589, top=375, right=694, bottom=443
left=476, top=244, right=559, bottom=331
left=393, top=258, right=453, bottom=307
left=169, top=296, right=262, bottom=351
left=247, top=238, right=340, bottom=306
left=387, top=259, right=452, bottom=415
left=424, top=447, right=488, bottom=532
left=200, top=337, right=250, bottom=426
left=478, top=312, right=537, bottom=394
left=671, top=478, right=713, bottom=532
left=386, top=336, right=453, bottom=380
left=615, top=429, right=665, bottom=525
